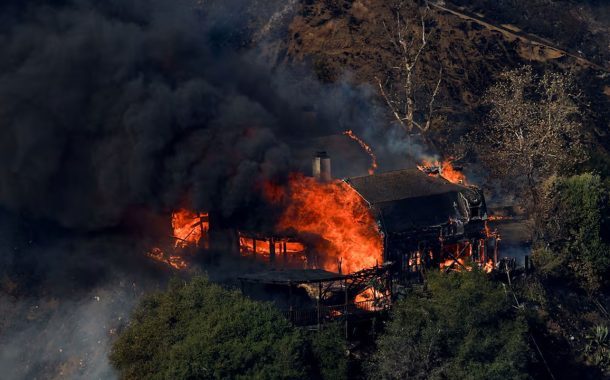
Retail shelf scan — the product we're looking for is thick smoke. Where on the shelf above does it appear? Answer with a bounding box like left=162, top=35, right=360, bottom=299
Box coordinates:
left=0, top=0, right=381, bottom=231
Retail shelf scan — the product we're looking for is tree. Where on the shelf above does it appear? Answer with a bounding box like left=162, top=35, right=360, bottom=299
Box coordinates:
left=536, top=173, right=610, bottom=291
left=110, top=276, right=347, bottom=380
left=369, top=269, right=531, bottom=380
left=477, top=66, right=586, bottom=208
left=376, top=0, right=443, bottom=136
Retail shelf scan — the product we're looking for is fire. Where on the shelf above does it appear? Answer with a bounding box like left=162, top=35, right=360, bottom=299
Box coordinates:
left=146, top=247, right=188, bottom=270
left=239, top=234, right=306, bottom=256
left=417, top=159, right=466, bottom=184
left=267, top=174, right=383, bottom=273
left=171, top=209, right=209, bottom=248
left=483, top=259, right=494, bottom=273
left=146, top=209, right=209, bottom=270
left=355, top=287, right=387, bottom=311
left=343, top=130, right=378, bottom=175
left=487, top=215, right=512, bottom=221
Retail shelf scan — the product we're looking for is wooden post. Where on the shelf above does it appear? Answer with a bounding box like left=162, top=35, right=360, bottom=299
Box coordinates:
left=283, top=241, right=287, bottom=264
left=269, top=238, right=275, bottom=263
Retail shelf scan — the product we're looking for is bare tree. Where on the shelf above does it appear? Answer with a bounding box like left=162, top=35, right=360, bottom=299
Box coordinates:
left=376, top=1, right=443, bottom=136
left=478, top=66, right=586, bottom=206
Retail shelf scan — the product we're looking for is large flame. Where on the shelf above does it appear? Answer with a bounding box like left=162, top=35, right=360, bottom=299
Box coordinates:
left=267, top=174, right=383, bottom=273
left=343, top=130, right=378, bottom=175
left=418, top=159, right=466, bottom=184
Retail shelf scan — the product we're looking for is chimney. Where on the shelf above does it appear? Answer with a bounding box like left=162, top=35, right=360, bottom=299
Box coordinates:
left=312, top=151, right=331, bottom=183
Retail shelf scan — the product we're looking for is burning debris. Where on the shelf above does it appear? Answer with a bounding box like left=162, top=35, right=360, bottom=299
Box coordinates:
left=171, top=210, right=209, bottom=249
left=418, top=159, right=467, bottom=184
left=146, top=210, right=209, bottom=270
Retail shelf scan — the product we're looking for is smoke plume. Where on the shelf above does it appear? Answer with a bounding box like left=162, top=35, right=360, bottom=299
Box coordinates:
left=0, top=1, right=397, bottom=378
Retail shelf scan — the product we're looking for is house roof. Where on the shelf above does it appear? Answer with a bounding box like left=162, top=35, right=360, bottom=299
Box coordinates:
left=344, top=169, right=467, bottom=205
left=345, top=169, right=485, bottom=233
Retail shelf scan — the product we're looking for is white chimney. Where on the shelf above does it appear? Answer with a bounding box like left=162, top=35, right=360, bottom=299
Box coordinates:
left=312, top=151, right=331, bottom=183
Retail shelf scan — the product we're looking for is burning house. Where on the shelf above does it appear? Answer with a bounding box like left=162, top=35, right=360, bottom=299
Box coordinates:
left=152, top=153, right=496, bottom=279
left=345, top=167, right=495, bottom=280
left=147, top=153, right=498, bottom=327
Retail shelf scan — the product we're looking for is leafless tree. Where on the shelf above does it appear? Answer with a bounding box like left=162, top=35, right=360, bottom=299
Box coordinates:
left=478, top=66, right=587, bottom=206
left=376, top=1, right=443, bottom=136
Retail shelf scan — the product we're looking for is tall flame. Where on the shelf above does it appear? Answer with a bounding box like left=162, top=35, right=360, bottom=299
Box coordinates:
left=267, top=174, right=383, bottom=273
left=343, top=130, right=378, bottom=175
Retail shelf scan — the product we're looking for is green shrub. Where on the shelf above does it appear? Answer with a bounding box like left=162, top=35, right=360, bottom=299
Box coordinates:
left=540, top=173, right=610, bottom=291
left=110, top=277, right=308, bottom=380
left=369, top=269, right=531, bottom=380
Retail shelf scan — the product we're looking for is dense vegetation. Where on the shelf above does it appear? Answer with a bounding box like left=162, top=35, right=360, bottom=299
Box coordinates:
left=536, top=173, right=610, bottom=292
left=110, top=277, right=347, bottom=380
left=370, top=269, right=531, bottom=380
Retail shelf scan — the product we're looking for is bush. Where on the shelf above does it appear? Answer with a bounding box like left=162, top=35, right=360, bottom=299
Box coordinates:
left=110, top=277, right=310, bottom=380
left=540, top=173, right=610, bottom=291
left=369, top=269, right=531, bottom=380
left=308, top=323, right=348, bottom=380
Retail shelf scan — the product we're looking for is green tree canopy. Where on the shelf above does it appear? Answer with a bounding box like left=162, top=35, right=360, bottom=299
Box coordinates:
left=537, top=173, right=610, bottom=291
left=370, top=269, right=531, bottom=380
left=110, top=276, right=346, bottom=380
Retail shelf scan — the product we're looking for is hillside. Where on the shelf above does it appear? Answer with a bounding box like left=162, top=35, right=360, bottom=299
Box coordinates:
left=264, top=0, right=610, bottom=155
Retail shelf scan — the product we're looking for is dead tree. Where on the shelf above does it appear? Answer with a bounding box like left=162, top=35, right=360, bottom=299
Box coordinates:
left=477, top=66, right=586, bottom=215
left=376, top=1, right=443, bottom=136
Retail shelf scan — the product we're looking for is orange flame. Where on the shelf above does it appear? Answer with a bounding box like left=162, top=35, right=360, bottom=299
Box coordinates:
left=343, top=130, right=378, bottom=175
left=146, top=247, right=188, bottom=270
left=239, top=234, right=306, bottom=256
left=267, top=174, right=383, bottom=273
left=417, top=159, right=466, bottom=184
left=146, top=209, right=209, bottom=270
left=171, top=209, right=209, bottom=248
left=355, top=288, right=388, bottom=311
left=487, top=215, right=512, bottom=221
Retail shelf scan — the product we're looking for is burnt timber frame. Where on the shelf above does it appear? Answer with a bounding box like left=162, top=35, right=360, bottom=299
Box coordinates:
left=238, top=264, right=393, bottom=332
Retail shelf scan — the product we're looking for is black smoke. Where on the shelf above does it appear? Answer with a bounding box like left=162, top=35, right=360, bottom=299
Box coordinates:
left=0, top=0, right=381, bottom=232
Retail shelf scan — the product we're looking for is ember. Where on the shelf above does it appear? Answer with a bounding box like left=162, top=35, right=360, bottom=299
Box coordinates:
left=267, top=174, right=383, bottom=274
left=146, top=247, right=188, bottom=270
